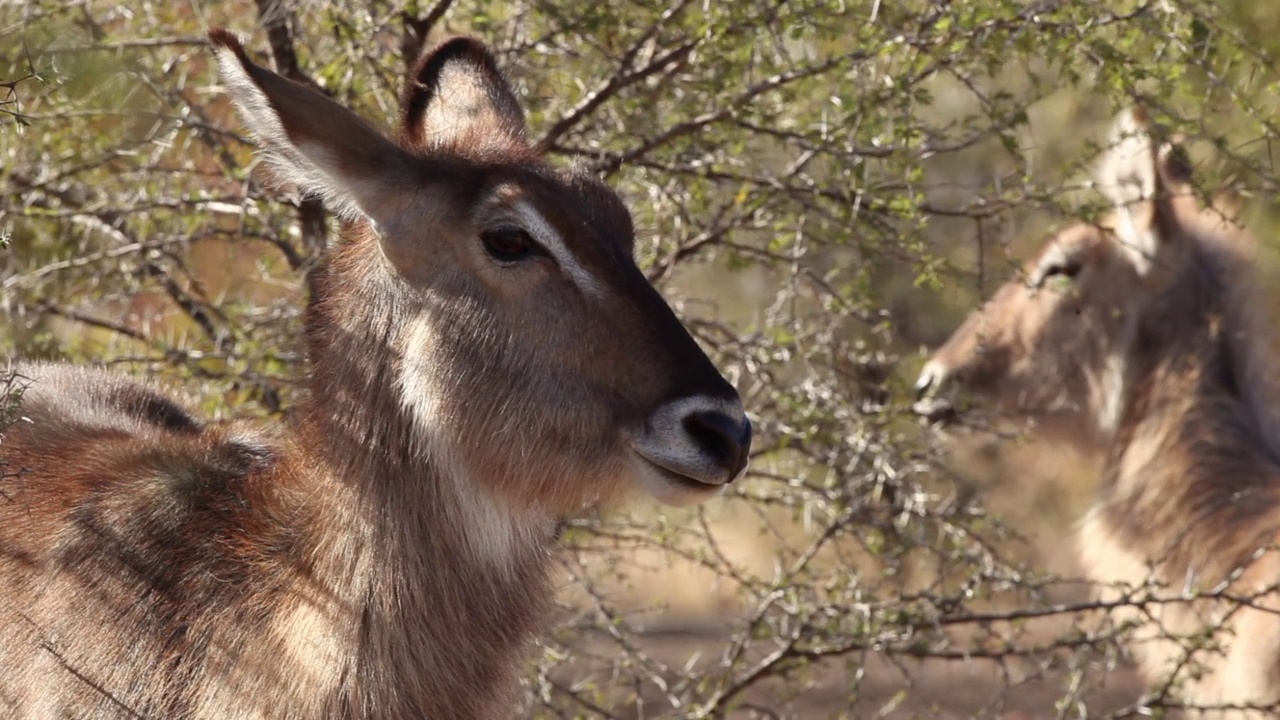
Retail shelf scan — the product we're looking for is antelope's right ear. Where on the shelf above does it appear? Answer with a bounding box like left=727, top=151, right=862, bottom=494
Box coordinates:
left=1094, top=106, right=1191, bottom=275
left=1096, top=107, right=1160, bottom=206
left=208, top=28, right=413, bottom=224
left=399, top=36, right=528, bottom=154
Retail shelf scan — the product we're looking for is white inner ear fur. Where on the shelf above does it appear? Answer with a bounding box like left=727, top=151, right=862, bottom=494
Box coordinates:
left=418, top=61, right=525, bottom=148
left=1095, top=111, right=1161, bottom=276
left=213, top=48, right=395, bottom=225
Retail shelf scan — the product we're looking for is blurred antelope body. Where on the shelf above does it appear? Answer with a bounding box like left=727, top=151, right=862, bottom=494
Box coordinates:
left=917, top=108, right=1280, bottom=717
left=0, top=30, right=752, bottom=719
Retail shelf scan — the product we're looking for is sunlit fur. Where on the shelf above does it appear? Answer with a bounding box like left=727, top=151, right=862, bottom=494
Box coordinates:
left=0, top=30, right=750, bottom=719
left=919, top=107, right=1280, bottom=718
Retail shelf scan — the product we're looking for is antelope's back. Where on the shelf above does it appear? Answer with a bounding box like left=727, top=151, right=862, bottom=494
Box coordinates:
left=0, top=361, right=294, bottom=717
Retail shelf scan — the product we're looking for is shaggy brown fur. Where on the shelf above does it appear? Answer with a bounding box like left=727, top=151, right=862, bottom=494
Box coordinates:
left=0, top=30, right=752, bottom=719
left=917, top=107, right=1280, bottom=718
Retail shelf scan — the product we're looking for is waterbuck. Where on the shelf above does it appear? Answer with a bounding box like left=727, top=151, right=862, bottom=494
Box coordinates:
left=915, top=107, right=1280, bottom=717
left=0, top=29, right=752, bottom=719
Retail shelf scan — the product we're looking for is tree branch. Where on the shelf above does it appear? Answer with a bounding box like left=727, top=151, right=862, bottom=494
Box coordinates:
left=251, top=0, right=328, bottom=261
left=400, top=0, right=457, bottom=74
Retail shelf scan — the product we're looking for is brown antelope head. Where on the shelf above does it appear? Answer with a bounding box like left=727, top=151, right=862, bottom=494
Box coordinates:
left=914, top=107, right=1244, bottom=445
left=210, top=30, right=751, bottom=514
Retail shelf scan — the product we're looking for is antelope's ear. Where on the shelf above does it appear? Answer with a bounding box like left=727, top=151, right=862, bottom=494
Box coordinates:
left=1096, top=106, right=1159, bottom=209
left=1094, top=106, right=1192, bottom=275
left=208, top=28, right=414, bottom=224
left=400, top=37, right=528, bottom=154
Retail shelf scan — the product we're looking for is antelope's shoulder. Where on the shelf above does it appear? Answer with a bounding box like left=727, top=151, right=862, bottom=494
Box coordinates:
left=2, top=361, right=281, bottom=514
left=9, top=361, right=207, bottom=434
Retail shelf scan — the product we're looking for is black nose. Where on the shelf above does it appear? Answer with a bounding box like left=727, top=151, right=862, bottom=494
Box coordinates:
left=682, top=410, right=752, bottom=481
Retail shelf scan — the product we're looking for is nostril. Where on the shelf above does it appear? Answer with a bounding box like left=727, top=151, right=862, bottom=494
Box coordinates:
left=682, top=410, right=751, bottom=481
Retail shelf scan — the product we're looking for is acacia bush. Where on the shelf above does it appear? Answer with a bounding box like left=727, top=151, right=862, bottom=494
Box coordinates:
left=4, top=0, right=1280, bottom=717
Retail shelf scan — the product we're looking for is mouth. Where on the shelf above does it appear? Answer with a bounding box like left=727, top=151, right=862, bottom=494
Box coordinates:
left=911, top=395, right=958, bottom=425
left=630, top=451, right=725, bottom=507
left=913, top=365, right=960, bottom=425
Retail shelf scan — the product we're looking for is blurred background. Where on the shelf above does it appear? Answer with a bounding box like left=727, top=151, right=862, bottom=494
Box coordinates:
left=4, top=0, right=1280, bottom=716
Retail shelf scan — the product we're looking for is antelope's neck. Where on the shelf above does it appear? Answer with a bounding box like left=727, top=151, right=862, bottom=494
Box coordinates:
left=1093, top=358, right=1280, bottom=582
left=282, top=409, right=559, bottom=718
left=282, top=243, right=561, bottom=716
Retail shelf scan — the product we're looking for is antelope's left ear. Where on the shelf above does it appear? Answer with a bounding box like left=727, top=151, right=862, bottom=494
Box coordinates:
left=400, top=37, right=528, bottom=154
left=1094, top=106, right=1193, bottom=276
left=208, top=28, right=417, bottom=225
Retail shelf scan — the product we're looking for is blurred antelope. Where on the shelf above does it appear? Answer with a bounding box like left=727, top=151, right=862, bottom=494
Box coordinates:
left=916, top=107, right=1280, bottom=718
left=0, top=29, right=752, bottom=719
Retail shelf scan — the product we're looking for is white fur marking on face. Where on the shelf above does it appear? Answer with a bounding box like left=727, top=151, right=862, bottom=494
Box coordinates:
left=396, top=315, right=548, bottom=570
left=397, top=315, right=446, bottom=435
left=1091, top=312, right=1136, bottom=438
left=510, top=200, right=607, bottom=297
left=1093, top=351, right=1128, bottom=437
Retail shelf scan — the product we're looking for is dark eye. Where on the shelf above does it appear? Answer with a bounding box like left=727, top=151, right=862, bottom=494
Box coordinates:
left=480, top=226, right=540, bottom=263
left=1042, top=260, right=1082, bottom=282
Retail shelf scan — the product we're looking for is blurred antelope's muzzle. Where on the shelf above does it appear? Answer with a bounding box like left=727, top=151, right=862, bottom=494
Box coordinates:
left=912, top=361, right=959, bottom=423
left=914, top=361, right=947, bottom=400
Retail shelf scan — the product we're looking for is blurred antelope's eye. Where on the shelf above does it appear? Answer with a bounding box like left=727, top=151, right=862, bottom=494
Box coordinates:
left=1040, top=260, right=1082, bottom=285
left=480, top=225, right=541, bottom=263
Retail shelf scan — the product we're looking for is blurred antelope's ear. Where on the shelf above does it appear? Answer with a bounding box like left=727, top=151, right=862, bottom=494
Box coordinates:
left=400, top=37, right=528, bottom=154
left=1097, top=106, right=1159, bottom=210
left=208, top=28, right=414, bottom=224
left=1094, top=105, right=1192, bottom=276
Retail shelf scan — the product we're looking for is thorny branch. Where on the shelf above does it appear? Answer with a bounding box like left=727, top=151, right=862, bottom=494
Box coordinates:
left=0, top=42, right=42, bottom=127
left=401, top=0, right=457, bottom=72
left=251, top=0, right=328, bottom=261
